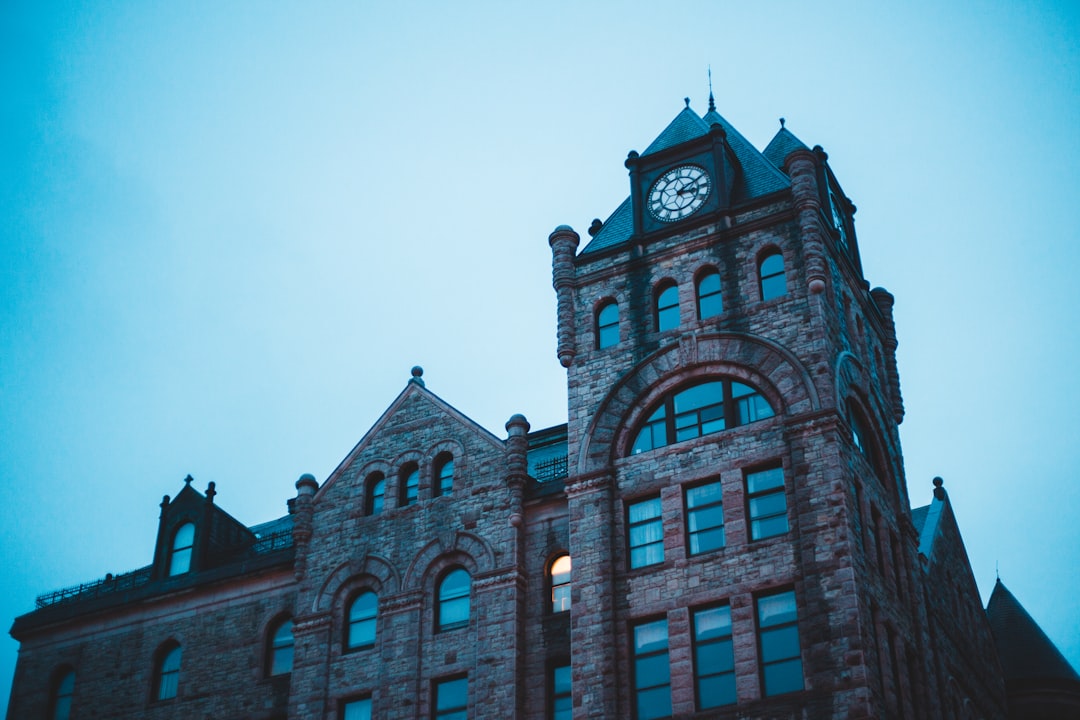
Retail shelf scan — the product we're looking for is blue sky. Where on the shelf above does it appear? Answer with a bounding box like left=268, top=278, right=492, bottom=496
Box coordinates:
left=2, top=1, right=1079, bottom=711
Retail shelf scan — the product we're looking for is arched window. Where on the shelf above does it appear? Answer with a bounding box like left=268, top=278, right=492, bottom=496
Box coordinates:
left=437, top=568, right=471, bottom=631
left=347, top=592, right=378, bottom=650
left=696, top=271, right=723, bottom=319
left=365, top=473, right=385, bottom=516
left=267, top=617, right=293, bottom=676
left=168, top=523, right=195, bottom=576
left=759, top=252, right=787, bottom=301
left=630, top=378, right=774, bottom=455
left=849, top=402, right=876, bottom=468
left=549, top=554, right=571, bottom=613
left=655, top=283, right=680, bottom=332
left=50, top=668, right=75, bottom=720
left=434, top=454, right=454, bottom=498
left=596, top=301, right=620, bottom=349
left=399, top=463, right=419, bottom=507
left=154, top=643, right=181, bottom=701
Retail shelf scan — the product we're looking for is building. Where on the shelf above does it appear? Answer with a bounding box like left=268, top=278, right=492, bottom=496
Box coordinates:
left=8, top=98, right=1078, bottom=720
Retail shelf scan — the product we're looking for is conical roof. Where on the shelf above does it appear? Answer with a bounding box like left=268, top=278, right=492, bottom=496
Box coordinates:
left=986, top=579, right=1080, bottom=683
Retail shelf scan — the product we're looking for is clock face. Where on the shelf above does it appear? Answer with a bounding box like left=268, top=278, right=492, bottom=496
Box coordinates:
left=648, top=165, right=711, bottom=222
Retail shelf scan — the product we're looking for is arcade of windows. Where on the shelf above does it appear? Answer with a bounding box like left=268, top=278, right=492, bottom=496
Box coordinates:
left=594, top=252, right=788, bottom=349
left=364, top=452, right=456, bottom=516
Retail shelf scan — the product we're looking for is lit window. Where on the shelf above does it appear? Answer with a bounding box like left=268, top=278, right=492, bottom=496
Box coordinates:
left=628, top=497, right=663, bottom=569
left=435, top=455, right=454, bottom=498
left=437, top=569, right=471, bottom=631
left=746, top=467, right=789, bottom=540
left=155, top=644, right=181, bottom=701
left=550, top=664, right=571, bottom=720
left=596, top=301, right=620, bottom=349
left=686, top=482, right=724, bottom=555
left=50, top=668, right=75, bottom=720
left=168, top=523, right=195, bottom=576
left=366, top=473, right=385, bottom=516
left=693, top=605, right=735, bottom=709
left=550, top=555, right=571, bottom=613
left=696, top=271, right=723, bottom=319
left=434, top=676, right=468, bottom=720
left=268, top=618, right=294, bottom=675
left=633, top=619, right=671, bottom=720
left=342, top=697, right=372, bottom=720
left=757, top=590, right=804, bottom=695
left=400, top=464, right=419, bottom=506
left=759, top=252, right=786, bottom=301
left=347, top=592, right=377, bottom=650
left=631, top=379, right=774, bottom=455
left=655, top=283, right=680, bottom=332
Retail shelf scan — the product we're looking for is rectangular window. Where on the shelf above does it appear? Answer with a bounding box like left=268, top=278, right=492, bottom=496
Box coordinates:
left=686, top=482, right=724, bottom=555
left=550, top=663, right=571, bottom=720
left=628, top=497, right=664, bottom=568
left=746, top=467, right=788, bottom=540
left=693, top=604, right=735, bottom=709
left=633, top=619, right=671, bottom=720
left=434, top=676, right=468, bottom=720
left=342, top=697, right=372, bottom=720
left=757, top=590, right=804, bottom=696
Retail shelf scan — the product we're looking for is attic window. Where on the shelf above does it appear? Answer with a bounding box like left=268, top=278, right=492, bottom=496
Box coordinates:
left=168, top=523, right=195, bottom=576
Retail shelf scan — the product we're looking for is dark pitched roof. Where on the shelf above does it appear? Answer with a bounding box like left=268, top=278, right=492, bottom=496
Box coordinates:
left=580, top=197, right=632, bottom=255
left=987, top=579, right=1080, bottom=683
left=910, top=504, right=930, bottom=535
left=763, top=126, right=811, bottom=170
left=702, top=109, right=791, bottom=201
left=642, top=106, right=712, bottom=156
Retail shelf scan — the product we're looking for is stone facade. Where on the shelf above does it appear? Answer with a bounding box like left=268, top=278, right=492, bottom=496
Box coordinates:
left=8, top=103, right=1071, bottom=720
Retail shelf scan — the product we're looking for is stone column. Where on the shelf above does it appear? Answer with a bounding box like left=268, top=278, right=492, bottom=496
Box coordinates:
left=785, top=148, right=828, bottom=294
left=871, top=287, right=905, bottom=424
left=549, top=226, right=580, bottom=368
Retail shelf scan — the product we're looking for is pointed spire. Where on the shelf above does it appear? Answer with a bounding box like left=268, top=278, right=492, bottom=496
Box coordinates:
left=779, top=117, right=786, bottom=129
left=708, top=66, right=715, bottom=112
left=684, top=97, right=690, bottom=109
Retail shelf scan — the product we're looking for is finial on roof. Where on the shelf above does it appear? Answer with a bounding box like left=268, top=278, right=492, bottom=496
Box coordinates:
left=779, top=117, right=786, bottom=129
left=684, top=97, right=690, bottom=109
left=932, top=476, right=946, bottom=501
left=707, top=66, right=715, bottom=112
left=184, top=474, right=193, bottom=485
left=205, top=481, right=216, bottom=504
left=410, top=365, right=425, bottom=387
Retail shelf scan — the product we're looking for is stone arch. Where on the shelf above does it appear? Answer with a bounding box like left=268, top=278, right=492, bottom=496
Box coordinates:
left=313, top=553, right=401, bottom=614
left=578, top=332, right=818, bottom=474
left=402, top=531, right=495, bottom=592
left=836, top=351, right=905, bottom=504
left=426, top=438, right=465, bottom=496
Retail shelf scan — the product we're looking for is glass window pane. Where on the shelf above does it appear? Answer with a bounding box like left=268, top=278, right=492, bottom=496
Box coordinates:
left=689, top=527, right=725, bottom=555
left=343, top=698, right=372, bottom=720
left=552, top=585, right=571, bottom=613
left=698, top=272, right=721, bottom=296
left=688, top=505, right=724, bottom=532
left=696, top=640, right=735, bottom=672
left=752, top=514, right=789, bottom=540
left=673, top=382, right=724, bottom=413
left=747, top=467, right=784, bottom=493
left=551, top=555, right=571, bottom=583
left=761, top=626, right=801, bottom=661
left=553, top=665, right=571, bottom=694
left=636, top=686, right=672, bottom=720
left=634, top=620, right=668, bottom=653
left=687, top=483, right=721, bottom=508
left=761, top=253, right=784, bottom=277
left=629, top=498, right=661, bottom=523
left=761, top=274, right=786, bottom=301
left=694, top=606, right=731, bottom=639
left=763, top=658, right=804, bottom=696
left=698, top=672, right=736, bottom=708
left=758, top=592, right=797, bottom=626
left=635, top=654, right=672, bottom=685
left=440, top=597, right=470, bottom=628
left=436, top=677, right=468, bottom=710
left=629, top=522, right=663, bottom=546
left=631, top=544, right=663, bottom=568
left=749, top=492, right=786, bottom=517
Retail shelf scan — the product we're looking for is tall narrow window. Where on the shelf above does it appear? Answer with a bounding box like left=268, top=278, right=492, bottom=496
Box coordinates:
left=50, top=668, right=75, bottom=720
left=155, top=643, right=181, bottom=701
left=400, top=464, right=419, bottom=506
left=757, top=590, right=804, bottom=696
left=759, top=252, right=787, bottom=301
left=686, top=482, right=725, bottom=555
left=347, top=592, right=378, bottom=650
left=434, top=455, right=454, bottom=498
left=696, top=271, right=723, bottom=319
left=168, top=523, right=195, bottom=576
left=633, top=619, right=671, bottom=720
left=628, top=497, right=663, bottom=569
left=343, top=697, right=372, bottom=720
left=437, top=569, right=471, bottom=631
left=550, top=664, right=571, bottom=720
left=550, top=554, right=572, bottom=613
left=596, top=301, right=620, bottom=349
left=366, top=473, right=385, bottom=516
left=655, top=283, right=680, bottom=332
left=434, top=676, right=468, bottom=720
left=693, top=605, right=735, bottom=709
left=268, top=618, right=294, bottom=675
left=746, top=467, right=789, bottom=540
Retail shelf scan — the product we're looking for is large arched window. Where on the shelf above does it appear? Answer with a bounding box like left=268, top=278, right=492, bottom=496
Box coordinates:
left=630, top=379, right=774, bottom=455
left=437, top=568, right=471, bottom=632
left=267, top=617, right=294, bottom=676
left=696, top=271, right=723, bottom=319
left=154, top=643, right=181, bottom=701
left=596, top=301, right=620, bottom=349
left=759, top=252, right=787, bottom=301
left=49, top=667, right=75, bottom=720
left=399, top=463, right=419, bottom=507
left=434, top=454, right=454, bottom=498
left=347, top=592, right=378, bottom=650
left=168, top=523, right=195, bottom=576
left=655, top=283, right=680, bottom=332
left=549, top=554, right=571, bottom=613
left=365, top=473, right=385, bottom=516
